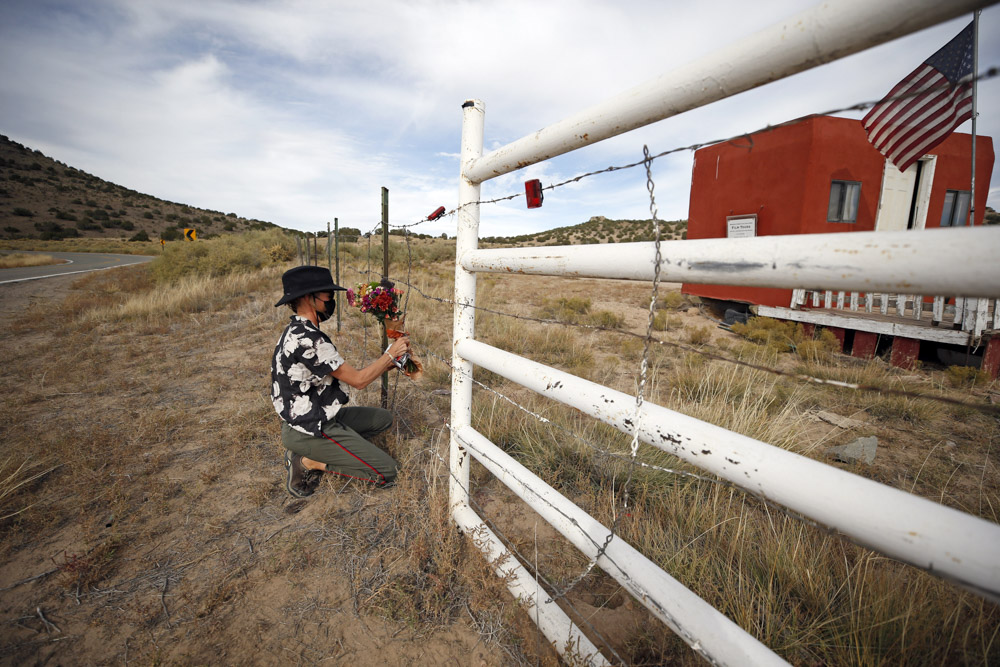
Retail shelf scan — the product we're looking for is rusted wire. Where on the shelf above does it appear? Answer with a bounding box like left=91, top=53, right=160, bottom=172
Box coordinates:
left=343, top=264, right=1000, bottom=418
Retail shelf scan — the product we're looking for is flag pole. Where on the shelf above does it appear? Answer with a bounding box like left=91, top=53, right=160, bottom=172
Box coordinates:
left=970, top=9, right=979, bottom=225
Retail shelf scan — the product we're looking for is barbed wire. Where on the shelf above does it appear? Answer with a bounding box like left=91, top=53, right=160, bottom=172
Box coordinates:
left=346, top=66, right=998, bottom=238
left=312, top=68, right=1000, bottom=662
left=341, top=263, right=1000, bottom=418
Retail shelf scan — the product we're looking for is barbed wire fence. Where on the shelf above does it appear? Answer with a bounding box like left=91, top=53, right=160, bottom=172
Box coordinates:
left=322, top=70, right=1000, bottom=662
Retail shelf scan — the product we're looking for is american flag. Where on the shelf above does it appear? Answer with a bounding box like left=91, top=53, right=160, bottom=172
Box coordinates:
left=863, top=22, right=975, bottom=173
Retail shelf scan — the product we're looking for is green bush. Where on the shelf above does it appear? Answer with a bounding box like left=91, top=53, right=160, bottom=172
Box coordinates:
left=160, top=227, right=183, bottom=242
left=12, top=207, right=33, bottom=217
left=129, top=230, right=150, bottom=242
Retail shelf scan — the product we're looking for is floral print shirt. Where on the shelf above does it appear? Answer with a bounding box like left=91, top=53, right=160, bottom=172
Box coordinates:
left=271, top=316, right=349, bottom=436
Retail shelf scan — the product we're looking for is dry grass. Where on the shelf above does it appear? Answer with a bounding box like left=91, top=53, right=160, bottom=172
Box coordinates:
left=0, top=252, right=64, bottom=268
left=0, top=237, right=160, bottom=255
left=2, top=235, right=998, bottom=666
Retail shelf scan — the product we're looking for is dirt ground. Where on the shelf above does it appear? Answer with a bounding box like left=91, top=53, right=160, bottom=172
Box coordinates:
left=3, top=262, right=998, bottom=666
left=0, top=272, right=505, bottom=666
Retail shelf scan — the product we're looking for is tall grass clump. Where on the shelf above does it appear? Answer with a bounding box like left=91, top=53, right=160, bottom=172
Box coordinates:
left=0, top=252, right=63, bottom=268
left=732, top=316, right=839, bottom=361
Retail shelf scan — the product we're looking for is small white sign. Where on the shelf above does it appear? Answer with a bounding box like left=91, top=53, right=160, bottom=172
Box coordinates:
left=726, top=215, right=757, bottom=239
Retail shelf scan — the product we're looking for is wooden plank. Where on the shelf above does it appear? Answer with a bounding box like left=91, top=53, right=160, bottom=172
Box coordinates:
left=955, top=297, right=966, bottom=329
left=812, top=291, right=820, bottom=308
left=993, top=299, right=1000, bottom=329
left=975, top=299, right=989, bottom=338
left=865, top=292, right=874, bottom=313
left=932, top=296, right=944, bottom=324
left=824, top=290, right=833, bottom=309
left=962, top=299, right=976, bottom=332
left=837, top=291, right=846, bottom=310
left=913, top=295, right=923, bottom=321
left=756, top=306, right=974, bottom=345
left=881, top=293, right=890, bottom=316
left=850, top=292, right=859, bottom=311
left=896, top=294, right=906, bottom=317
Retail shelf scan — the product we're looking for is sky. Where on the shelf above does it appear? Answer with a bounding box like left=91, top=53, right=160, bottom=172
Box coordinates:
left=1, top=0, right=998, bottom=238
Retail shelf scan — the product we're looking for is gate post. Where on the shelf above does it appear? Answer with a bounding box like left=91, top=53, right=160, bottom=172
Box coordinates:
left=450, top=100, right=485, bottom=512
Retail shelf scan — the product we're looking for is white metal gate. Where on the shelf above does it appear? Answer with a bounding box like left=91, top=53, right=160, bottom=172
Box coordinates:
left=449, top=1, right=1000, bottom=664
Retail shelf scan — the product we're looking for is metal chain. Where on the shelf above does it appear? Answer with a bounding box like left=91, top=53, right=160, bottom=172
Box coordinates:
left=542, top=147, right=666, bottom=604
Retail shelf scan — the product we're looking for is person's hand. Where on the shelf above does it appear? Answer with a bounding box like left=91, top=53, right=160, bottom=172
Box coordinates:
left=388, top=336, right=410, bottom=358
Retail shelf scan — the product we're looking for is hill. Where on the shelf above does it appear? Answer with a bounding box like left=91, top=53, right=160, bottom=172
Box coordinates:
left=0, top=135, right=283, bottom=242
left=481, top=215, right=687, bottom=247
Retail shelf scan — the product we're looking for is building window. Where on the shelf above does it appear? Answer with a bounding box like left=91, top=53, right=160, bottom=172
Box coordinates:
left=827, top=180, right=861, bottom=223
left=940, top=190, right=971, bottom=227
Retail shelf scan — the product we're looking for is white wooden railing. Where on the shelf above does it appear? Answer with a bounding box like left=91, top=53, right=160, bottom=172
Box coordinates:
left=450, top=1, right=1000, bottom=665
left=789, top=289, right=999, bottom=341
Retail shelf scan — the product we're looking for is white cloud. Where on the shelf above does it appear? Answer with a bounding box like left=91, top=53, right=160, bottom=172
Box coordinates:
left=0, top=0, right=997, bottom=237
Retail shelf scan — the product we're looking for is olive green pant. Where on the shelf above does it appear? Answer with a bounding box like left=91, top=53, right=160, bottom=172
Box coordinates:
left=281, top=407, right=398, bottom=487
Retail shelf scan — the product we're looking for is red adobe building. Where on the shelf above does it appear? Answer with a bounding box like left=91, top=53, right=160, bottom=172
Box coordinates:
left=682, top=115, right=998, bottom=374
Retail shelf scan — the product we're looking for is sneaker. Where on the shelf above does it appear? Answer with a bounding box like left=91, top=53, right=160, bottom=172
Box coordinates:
left=285, top=451, right=314, bottom=498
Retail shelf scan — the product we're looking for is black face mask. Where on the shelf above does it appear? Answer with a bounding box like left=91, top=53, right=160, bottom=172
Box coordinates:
left=314, top=296, right=335, bottom=323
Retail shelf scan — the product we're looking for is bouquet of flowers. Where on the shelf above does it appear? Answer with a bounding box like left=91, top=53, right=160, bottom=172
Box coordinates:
left=347, top=280, right=403, bottom=323
left=347, top=279, right=423, bottom=380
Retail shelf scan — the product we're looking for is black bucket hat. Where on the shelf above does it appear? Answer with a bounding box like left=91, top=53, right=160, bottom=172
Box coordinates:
left=275, top=265, right=346, bottom=307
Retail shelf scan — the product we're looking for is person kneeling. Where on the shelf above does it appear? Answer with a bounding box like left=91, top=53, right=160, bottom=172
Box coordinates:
left=270, top=266, right=410, bottom=497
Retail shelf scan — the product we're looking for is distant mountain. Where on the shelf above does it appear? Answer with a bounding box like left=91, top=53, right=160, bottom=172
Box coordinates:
left=0, top=135, right=285, bottom=241
left=480, top=215, right=687, bottom=246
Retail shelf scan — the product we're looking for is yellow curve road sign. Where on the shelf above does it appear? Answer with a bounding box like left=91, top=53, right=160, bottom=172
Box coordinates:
left=184, top=228, right=197, bottom=241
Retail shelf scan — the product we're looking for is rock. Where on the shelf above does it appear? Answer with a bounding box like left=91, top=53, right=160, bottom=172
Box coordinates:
left=815, top=411, right=866, bottom=429
left=826, top=436, right=878, bottom=465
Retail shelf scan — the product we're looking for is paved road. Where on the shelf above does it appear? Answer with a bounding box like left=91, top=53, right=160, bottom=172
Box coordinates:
left=0, top=251, right=154, bottom=284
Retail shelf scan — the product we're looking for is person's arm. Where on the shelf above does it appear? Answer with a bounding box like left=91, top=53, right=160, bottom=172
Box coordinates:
left=331, top=336, right=409, bottom=390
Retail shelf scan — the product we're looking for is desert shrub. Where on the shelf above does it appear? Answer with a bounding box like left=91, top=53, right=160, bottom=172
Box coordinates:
left=795, top=329, right=839, bottom=363
left=12, top=207, right=33, bottom=217
left=657, top=291, right=688, bottom=310
left=142, top=212, right=154, bottom=219
left=587, top=310, right=624, bottom=328
left=652, top=310, right=671, bottom=331
left=536, top=296, right=595, bottom=324
left=945, top=365, right=990, bottom=388
left=687, top=325, right=712, bottom=345
left=129, top=230, right=150, bottom=242
left=55, top=211, right=77, bottom=221
left=150, top=227, right=296, bottom=283
left=731, top=316, right=817, bottom=355
left=160, top=227, right=182, bottom=242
